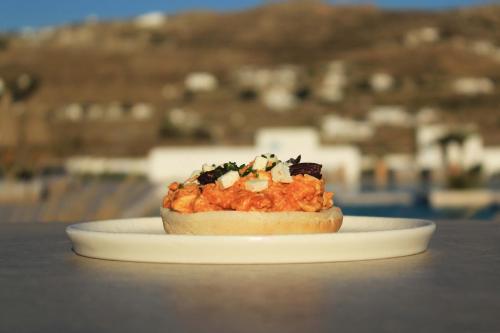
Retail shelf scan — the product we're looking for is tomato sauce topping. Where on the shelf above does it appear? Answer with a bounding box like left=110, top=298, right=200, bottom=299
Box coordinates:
left=163, top=170, right=334, bottom=213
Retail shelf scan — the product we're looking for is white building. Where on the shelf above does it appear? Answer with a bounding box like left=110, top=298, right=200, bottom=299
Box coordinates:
left=131, top=103, right=153, bottom=120
left=470, top=40, right=500, bottom=62
left=415, top=107, right=440, bottom=125
left=134, top=12, right=167, bottom=29
left=0, top=78, right=5, bottom=96
left=321, top=115, right=374, bottom=142
left=148, top=127, right=361, bottom=189
left=384, top=154, right=416, bottom=172
left=416, top=124, right=448, bottom=170
left=261, top=86, right=297, bottom=112
left=471, top=40, right=496, bottom=56
left=66, top=157, right=147, bottom=175
left=317, top=61, right=346, bottom=103
left=166, top=108, right=201, bottom=132
left=234, top=67, right=270, bottom=91
left=64, top=103, right=84, bottom=122
left=452, top=77, right=494, bottom=96
left=404, top=26, right=440, bottom=47
left=416, top=124, right=483, bottom=171
left=370, top=72, right=394, bottom=93
left=461, top=135, right=484, bottom=169
left=234, top=65, right=301, bottom=92
left=483, top=147, right=500, bottom=177
left=368, top=106, right=413, bottom=127
left=185, top=72, right=218, bottom=92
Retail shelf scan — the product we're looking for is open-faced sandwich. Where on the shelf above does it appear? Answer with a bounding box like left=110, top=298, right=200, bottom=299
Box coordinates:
left=161, top=154, right=342, bottom=235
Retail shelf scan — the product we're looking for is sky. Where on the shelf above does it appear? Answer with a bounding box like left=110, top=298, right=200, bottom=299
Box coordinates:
left=0, top=0, right=492, bottom=32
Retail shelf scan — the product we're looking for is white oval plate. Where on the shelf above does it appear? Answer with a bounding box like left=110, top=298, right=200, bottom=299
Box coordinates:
left=66, top=216, right=436, bottom=264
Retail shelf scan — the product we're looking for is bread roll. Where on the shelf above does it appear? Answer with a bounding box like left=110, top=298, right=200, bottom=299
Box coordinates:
left=161, top=206, right=343, bottom=235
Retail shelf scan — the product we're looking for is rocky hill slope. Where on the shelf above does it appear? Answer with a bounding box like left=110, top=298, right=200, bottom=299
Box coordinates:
left=1, top=1, right=500, bottom=169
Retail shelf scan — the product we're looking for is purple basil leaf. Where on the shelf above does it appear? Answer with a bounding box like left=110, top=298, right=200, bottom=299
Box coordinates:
left=286, top=155, right=301, bottom=165
left=289, top=163, right=322, bottom=179
left=197, top=167, right=225, bottom=185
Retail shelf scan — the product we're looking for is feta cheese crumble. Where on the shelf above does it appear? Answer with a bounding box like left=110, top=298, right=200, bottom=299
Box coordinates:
left=217, top=170, right=240, bottom=189
left=202, top=163, right=216, bottom=172
left=271, top=163, right=293, bottom=183
left=253, top=156, right=268, bottom=170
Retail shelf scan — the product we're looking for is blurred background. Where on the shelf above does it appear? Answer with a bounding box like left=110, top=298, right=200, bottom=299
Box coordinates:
left=1, top=0, right=500, bottom=223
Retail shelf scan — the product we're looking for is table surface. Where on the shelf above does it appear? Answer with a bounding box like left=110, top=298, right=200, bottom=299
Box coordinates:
left=1, top=220, right=499, bottom=333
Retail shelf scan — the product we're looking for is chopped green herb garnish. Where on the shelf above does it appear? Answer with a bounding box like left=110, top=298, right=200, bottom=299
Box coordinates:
left=223, top=162, right=239, bottom=172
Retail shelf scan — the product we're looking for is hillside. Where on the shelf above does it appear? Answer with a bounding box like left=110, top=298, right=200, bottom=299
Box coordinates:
left=1, top=1, right=500, bottom=170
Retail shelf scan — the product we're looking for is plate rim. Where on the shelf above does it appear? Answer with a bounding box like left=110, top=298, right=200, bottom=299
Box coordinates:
left=66, top=215, right=436, bottom=241
left=66, top=216, right=437, bottom=263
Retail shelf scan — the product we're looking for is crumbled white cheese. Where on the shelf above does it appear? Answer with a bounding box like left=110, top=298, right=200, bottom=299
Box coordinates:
left=202, top=163, right=215, bottom=172
left=217, top=170, right=240, bottom=189
left=245, top=179, right=269, bottom=192
left=253, top=156, right=268, bottom=170
left=271, top=163, right=293, bottom=183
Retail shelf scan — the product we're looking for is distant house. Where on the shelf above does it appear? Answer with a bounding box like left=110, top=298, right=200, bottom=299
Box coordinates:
left=66, top=157, right=147, bottom=176
left=0, top=78, right=5, bottom=97
left=321, top=114, right=374, bottom=142
left=404, top=26, right=440, bottom=47
left=166, top=108, right=201, bottom=132
left=471, top=40, right=496, bottom=56
left=233, top=67, right=268, bottom=92
left=64, top=103, right=84, bottom=122
left=317, top=61, right=346, bottom=103
left=415, top=107, right=440, bottom=125
left=185, top=72, right=218, bottom=93
left=483, top=147, right=500, bottom=178
left=368, top=106, right=413, bottom=127
left=234, top=65, right=303, bottom=110
left=452, top=77, right=494, bottom=96
left=470, top=40, right=500, bottom=62
left=370, top=72, right=394, bottom=93
left=131, top=103, right=153, bottom=120
left=261, top=86, right=297, bottom=112
left=234, top=65, right=301, bottom=93
left=134, top=12, right=167, bottom=29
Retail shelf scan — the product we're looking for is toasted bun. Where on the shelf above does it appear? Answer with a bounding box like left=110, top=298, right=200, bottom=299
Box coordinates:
left=160, top=207, right=343, bottom=235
